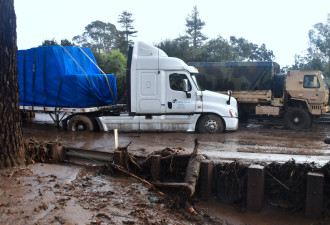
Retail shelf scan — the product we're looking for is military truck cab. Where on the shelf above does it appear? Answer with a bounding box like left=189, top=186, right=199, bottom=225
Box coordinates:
left=285, top=70, right=328, bottom=113
left=282, top=70, right=328, bottom=129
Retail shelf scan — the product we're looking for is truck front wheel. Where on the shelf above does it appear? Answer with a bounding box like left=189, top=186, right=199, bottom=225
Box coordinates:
left=197, top=114, right=224, bottom=134
left=68, top=115, right=95, bottom=132
left=284, top=108, right=311, bottom=130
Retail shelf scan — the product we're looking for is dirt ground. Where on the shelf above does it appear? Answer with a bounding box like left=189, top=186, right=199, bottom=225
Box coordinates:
left=0, top=163, right=230, bottom=225
left=1, top=114, right=329, bottom=225
left=0, top=163, right=322, bottom=225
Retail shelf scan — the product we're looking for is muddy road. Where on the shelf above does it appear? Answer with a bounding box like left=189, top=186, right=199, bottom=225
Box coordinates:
left=1, top=113, right=328, bottom=225
left=23, top=113, right=330, bottom=166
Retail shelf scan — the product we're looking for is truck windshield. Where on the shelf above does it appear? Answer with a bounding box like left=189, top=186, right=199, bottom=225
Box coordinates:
left=321, top=75, right=329, bottom=90
left=191, top=74, right=201, bottom=91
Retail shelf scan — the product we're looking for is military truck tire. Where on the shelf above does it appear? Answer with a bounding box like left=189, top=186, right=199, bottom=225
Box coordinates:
left=68, top=115, right=95, bottom=132
left=197, top=114, right=224, bottom=134
left=284, top=108, right=311, bottom=130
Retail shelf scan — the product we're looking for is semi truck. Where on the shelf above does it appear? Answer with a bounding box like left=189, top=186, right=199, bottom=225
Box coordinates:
left=18, top=42, right=238, bottom=134
left=188, top=62, right=329, bottom=129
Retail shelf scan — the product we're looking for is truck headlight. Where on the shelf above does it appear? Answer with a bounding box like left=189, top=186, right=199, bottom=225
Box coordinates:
left=229, top=109, right=237, bottom=117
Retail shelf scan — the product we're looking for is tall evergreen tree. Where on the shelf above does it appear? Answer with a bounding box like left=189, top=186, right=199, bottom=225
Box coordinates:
left=0, top=0, right=25, bottom=168
left=117, top=11, right=138, bottom=53
left=185, top=6, right=207, bottom=47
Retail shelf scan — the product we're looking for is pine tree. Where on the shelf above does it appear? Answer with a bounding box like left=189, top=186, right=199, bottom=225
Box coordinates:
left=185, top=6, right=207, bottom=47
left=117, top=11, right=138, bottom=52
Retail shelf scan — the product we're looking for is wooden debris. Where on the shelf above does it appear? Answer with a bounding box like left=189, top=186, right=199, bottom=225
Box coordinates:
left=184, top=139, right=204, bottom=196
left=111, top=163, right=164, bottom=196
left=25, top=138, right=52, bottom=164
left=117, top=141, right=142, bottom=173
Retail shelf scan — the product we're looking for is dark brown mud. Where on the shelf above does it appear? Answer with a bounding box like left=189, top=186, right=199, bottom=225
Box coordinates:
left=12, top=113, right=330, bottom=224
left=0, top=164, right=228, bottom=225
left=23, top=114, right=330, bottom=162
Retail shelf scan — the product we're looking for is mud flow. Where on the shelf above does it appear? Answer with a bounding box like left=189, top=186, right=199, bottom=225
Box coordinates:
left=2, top=113, right=327, bottom=224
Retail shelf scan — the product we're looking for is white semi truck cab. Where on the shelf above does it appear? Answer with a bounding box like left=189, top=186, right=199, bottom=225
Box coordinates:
left=97, top=41, right=238, bottom=133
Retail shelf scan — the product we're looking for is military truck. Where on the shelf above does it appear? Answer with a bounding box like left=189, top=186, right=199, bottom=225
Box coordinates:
left=188, top=62, right=329, bottom=129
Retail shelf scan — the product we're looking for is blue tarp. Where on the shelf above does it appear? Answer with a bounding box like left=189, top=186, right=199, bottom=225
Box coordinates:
left=17, top=46, right=117, bottom=108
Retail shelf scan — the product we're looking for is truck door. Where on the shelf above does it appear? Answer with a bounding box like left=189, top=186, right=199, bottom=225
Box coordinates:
left=166, top=73, right=196, bottom=113
left=302, top=74, right=323, bottom=104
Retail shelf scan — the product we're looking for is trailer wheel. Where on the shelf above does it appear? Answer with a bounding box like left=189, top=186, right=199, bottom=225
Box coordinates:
left=68, top=115, right=95, bottom=132
left=197, top=114, right=224, bottom=134
left=284, top=108, right=311, bottom=130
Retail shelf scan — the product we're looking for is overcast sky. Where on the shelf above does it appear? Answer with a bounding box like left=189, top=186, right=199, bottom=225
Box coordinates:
left=14, top=0, right=329, bottom=67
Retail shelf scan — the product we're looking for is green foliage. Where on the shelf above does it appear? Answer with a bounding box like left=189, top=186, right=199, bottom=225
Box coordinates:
left=206, top=36, right=237, bottom=61
left=117, top=11, right=138, bottom=54
left=40, top=39, right=58, bottom=46
left=292, top=55, right=327, bottom=71
left=290, top=14, right=329, bottom=77
left=72, top=20, right=122, bottom=54
left=95, top=50, right=127, bottom=102
left=156, top=36, right=275, bottom=63
left=60, top=39, right=75, bottom=46
left=308, top=14, right=330, bottom=59
left=185, top=6, right=207, bottom=47
left=230, top=36, right=274, bottom=61
left=156, top=37, right=190, bottom=60
left=99, top=50, right=127, bottom=74
left=40, top=39, right=75, bottom=46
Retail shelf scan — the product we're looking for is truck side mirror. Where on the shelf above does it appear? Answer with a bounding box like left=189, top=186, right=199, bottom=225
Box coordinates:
left=183, top=79, right=189, bottom=92
left=227, top=90, right=232, bottom=105
left=183, top=79, right=191, bottom=98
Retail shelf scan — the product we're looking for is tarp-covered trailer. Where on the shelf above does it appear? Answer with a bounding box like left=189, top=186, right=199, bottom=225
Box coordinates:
left=17, top=46, right=117, bottom=125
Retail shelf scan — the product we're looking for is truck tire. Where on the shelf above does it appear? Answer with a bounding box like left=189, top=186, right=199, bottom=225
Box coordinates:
left=68, top=115, right=95, bottom=132
left=197, top=114, right=224, bottom=134
left=284, top=108, right=311, bottom=130
left=239, top=112, right=249, bottom=123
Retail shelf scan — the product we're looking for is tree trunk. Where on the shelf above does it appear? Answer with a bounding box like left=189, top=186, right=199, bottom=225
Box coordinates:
left=0, top=0, right=25, bottom=168
left=328, top=55, right=330, bottom=78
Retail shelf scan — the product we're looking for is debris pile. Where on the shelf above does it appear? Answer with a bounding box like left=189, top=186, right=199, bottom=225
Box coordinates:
left=265, top=160, right=315, bottom=211
left=212, top=159, right=330, bottom=215
left=213, top=161, right=248, bottom=209
left=24, top=138, right=52, bottom=164
left=24, top=138, right=64, bottom=165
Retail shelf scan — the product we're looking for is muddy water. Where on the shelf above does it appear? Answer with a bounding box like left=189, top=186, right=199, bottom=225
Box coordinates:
left=199, top=200, right=320, bottom=225
left=19, top=113, right=330, bottom=224
left=23, top=113, right=330, bottom=164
